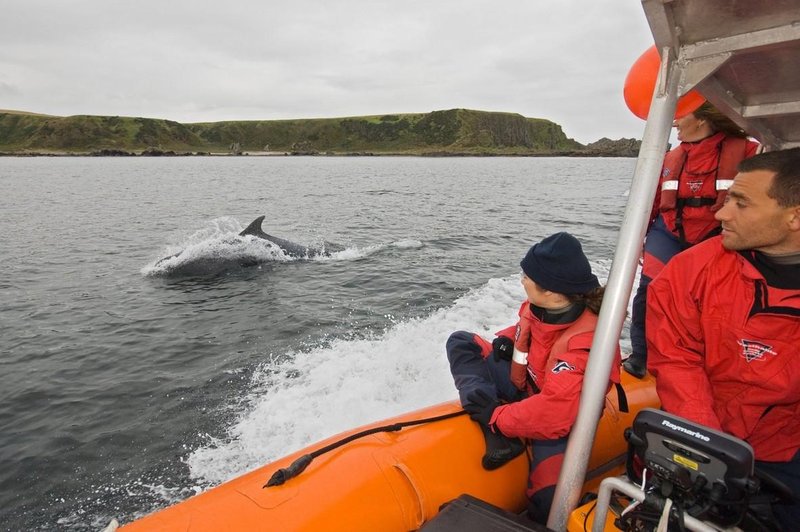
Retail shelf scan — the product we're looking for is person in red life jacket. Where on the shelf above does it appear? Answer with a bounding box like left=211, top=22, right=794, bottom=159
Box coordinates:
left=446, top=232, right=622, bottom=524
left=624, top=102, right=759, bottom=378
left=647, top=148, right=800, bottom=529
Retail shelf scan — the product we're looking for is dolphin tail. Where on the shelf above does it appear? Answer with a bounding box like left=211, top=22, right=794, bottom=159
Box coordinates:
left=239, top=216, right=269, bottom=238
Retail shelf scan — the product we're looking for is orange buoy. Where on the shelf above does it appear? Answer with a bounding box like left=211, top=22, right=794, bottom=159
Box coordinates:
left=624, top=45, right=705, bottom=120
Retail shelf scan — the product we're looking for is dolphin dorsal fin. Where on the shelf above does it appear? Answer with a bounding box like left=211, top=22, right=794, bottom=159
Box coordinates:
left=239, top=216, right=268, bottom=238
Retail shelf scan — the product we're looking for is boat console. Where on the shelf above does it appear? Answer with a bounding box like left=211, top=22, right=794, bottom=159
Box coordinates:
left=589, top=408, right=791, bottom=531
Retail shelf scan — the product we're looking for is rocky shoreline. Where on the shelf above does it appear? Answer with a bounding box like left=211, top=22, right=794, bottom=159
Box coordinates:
left=0, top=145, right=640, bottom=158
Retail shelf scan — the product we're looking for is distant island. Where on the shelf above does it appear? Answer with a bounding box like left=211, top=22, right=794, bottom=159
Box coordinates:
left=0, top=108, right=641, bottom=157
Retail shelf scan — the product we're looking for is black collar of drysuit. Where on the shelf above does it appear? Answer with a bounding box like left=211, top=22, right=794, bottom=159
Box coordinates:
left=529, top=302, right=586, bottom=325
left=741, top=250, right=800, bottom=290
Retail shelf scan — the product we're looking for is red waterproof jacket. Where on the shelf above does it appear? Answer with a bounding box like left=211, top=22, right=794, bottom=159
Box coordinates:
left=481, top=302, right=621, bottom=440
left=647, top=237, right=800, bottom=461
left=652, top=133, right=757, bottom=245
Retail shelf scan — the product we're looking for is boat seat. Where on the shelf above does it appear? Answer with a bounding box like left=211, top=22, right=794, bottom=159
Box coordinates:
left=420, top=494, right=552, bottom=532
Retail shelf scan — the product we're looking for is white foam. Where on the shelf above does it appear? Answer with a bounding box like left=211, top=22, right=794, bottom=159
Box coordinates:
left=392, top=239, right=424, bottom=249
left=313, top=243, right=381, bottom=261
left=311, top=239, right=422, bottom=262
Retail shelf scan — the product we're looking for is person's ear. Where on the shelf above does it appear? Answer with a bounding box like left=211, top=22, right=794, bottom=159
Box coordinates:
left=788, top=206, right=800, bottom=231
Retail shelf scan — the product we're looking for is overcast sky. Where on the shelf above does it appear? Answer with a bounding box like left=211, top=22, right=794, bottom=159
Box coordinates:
left=1, top=1, right=656, bottom=144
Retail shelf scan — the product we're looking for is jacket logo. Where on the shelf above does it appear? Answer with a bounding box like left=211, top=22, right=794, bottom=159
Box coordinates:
left=552, top=360, right=576, bottom=374
left=687, top=179, right=703, bottom=193
left=662, top=168, right=671, bottom=178
left=738, top=339, right=777, bottom=362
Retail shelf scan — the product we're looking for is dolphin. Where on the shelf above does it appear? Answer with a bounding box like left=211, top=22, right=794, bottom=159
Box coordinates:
left=150, top=216, right=342, bottom=277
left=153, top=253, right=261, bottom=277
left=238, top=216, right=343, bottom=258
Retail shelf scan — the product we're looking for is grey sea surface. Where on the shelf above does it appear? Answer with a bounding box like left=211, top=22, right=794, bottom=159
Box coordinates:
left=0, top=156, right=635, bottom=530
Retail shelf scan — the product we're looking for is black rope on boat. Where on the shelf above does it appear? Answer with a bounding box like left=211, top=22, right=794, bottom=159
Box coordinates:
left=264, top=409, right=469, bottom=487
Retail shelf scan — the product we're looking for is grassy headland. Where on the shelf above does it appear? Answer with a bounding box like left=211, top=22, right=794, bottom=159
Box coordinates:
left=0, top=108, right=640, bottom=156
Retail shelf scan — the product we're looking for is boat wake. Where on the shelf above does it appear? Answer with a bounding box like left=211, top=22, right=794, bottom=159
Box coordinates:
left=183, top=274, right=525, bottom=485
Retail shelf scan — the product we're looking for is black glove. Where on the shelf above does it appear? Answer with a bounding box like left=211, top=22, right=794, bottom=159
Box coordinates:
left=491, top=336, right=514, bottom=362
left=464, top=389, right=501, bottom=427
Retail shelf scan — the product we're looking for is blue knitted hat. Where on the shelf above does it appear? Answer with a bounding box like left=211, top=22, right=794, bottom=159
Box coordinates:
left=520, top=232, right=599, bottom=295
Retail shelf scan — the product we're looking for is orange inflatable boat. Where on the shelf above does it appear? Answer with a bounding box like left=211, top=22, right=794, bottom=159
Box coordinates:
left=119, top=373, right=658, bottom=531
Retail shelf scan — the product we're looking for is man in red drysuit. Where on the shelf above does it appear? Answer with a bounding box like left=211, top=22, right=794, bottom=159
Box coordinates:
left=647, top=148, right=800, bottom=529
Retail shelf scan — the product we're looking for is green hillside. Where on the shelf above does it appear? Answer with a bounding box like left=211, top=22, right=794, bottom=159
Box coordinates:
left=0, top=113, right=205, bottom=153
left=0, top=108, right=636, bottom=155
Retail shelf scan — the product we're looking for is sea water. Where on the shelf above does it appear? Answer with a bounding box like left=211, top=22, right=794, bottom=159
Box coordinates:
left=0, top=155, right=635, bottom=530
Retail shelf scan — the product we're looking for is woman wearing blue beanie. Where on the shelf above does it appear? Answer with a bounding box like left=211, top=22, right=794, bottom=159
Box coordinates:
left=446, top=232, right=622, bottom=525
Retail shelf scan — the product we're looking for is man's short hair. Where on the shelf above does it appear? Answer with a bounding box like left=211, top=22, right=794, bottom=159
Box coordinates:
left=738, top=147, right=800, bottom=207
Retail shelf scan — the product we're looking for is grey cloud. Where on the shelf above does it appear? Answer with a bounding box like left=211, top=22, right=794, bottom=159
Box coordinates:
left=1, top=0, right=656, bottom=143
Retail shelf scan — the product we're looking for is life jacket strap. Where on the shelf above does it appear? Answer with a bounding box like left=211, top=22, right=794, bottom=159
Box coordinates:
left=615, top=382, right=629, bottom=413
left=676, top=197, right=717, bottom=208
